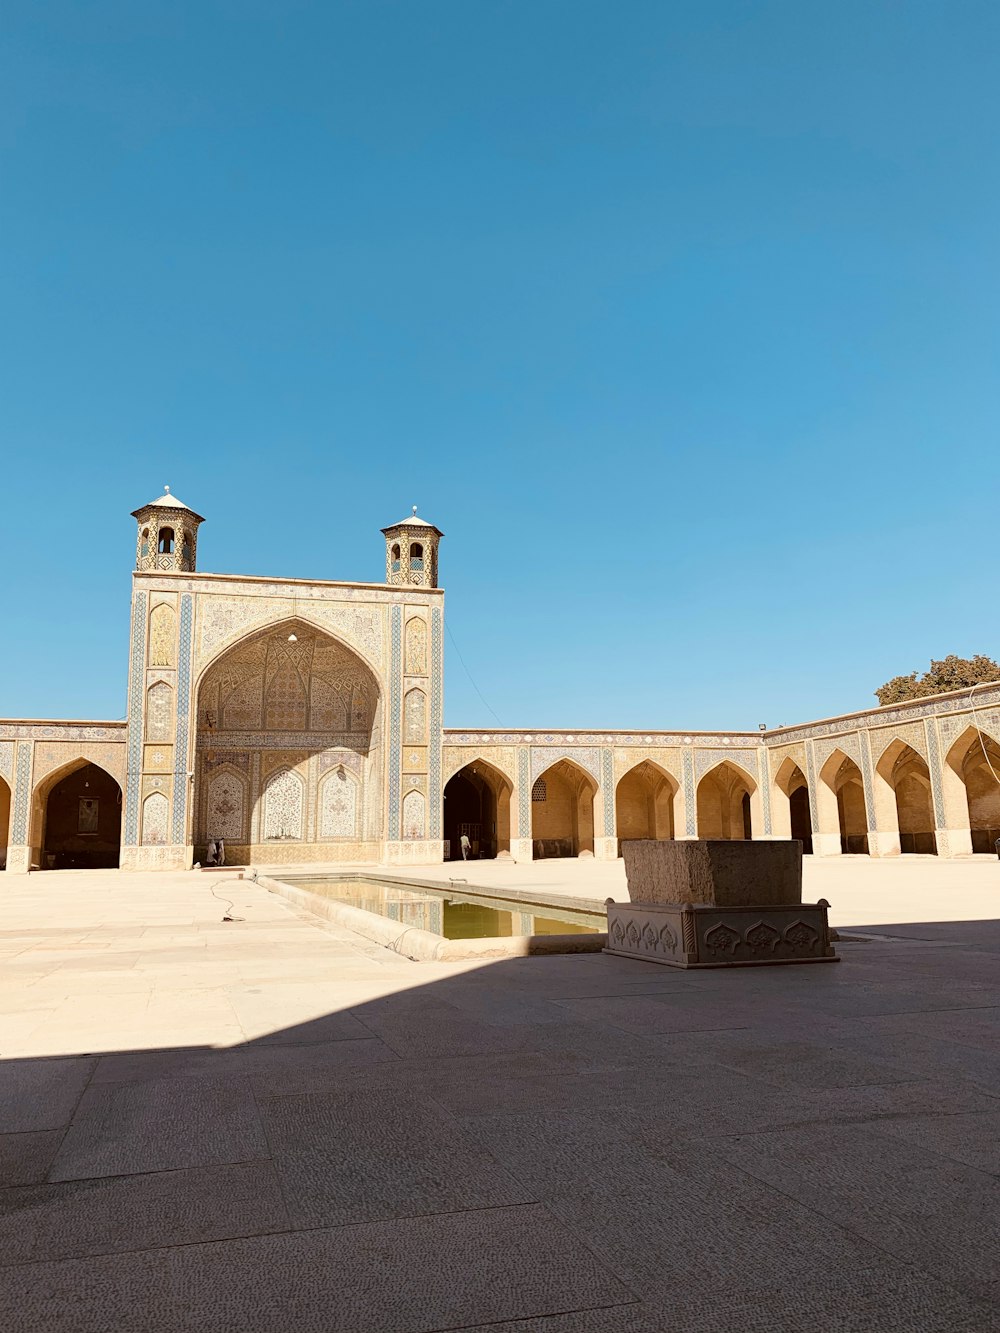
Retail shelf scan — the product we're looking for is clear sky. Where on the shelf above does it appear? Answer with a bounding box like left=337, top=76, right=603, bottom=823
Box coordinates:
left=2, top=1, right=998, bottom=731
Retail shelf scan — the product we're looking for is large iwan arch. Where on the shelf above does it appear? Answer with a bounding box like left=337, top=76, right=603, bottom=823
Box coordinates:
left=194, top=617, right=383, bottom=864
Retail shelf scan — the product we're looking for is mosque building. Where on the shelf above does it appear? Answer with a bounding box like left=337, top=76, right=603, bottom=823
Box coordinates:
left=0, top=490, right=998, bottom=873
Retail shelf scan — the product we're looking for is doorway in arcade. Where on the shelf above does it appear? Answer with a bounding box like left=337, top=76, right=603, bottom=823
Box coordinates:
left=443, top=762, right=511, bottom=860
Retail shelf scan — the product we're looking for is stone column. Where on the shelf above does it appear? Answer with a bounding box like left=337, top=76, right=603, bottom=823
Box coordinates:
left=594, top=746, right=618, bottom=860
left=676, top=748, right=699, bottom=840
left=6, top=739, right=34, bottom=873
left=511, top=745, right=533, bottom=862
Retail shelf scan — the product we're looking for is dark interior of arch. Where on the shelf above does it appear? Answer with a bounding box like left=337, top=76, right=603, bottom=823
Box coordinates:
left=42, top=764, right=122, bottom=870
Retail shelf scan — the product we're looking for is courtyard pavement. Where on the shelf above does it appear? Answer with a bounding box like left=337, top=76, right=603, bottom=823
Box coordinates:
left=0, top=860, right=999, bottom=1331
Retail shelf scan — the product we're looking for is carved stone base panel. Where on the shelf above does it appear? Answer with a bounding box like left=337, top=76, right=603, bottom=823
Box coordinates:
left=121, top=844, right=191, bottom=872
left=605, top=900, right=837, bottom=968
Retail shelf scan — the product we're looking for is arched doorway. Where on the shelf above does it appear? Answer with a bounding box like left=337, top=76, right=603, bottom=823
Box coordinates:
left=531, top=759, right=597, bottom=858
left=615, top=761, right=677, bottom=853
left=696, top=762, right=756, bottom=840
left=946, top=728, right=1000, bottom=853
left=773, top=758, right=813, bottom=854
left=876, top=742, right=937, bottom=855
left=194, top=618, right=382, bottom=864
left=443, top=760, right=512, bottom=860
left=36, top=762, right=122, bottom=870
left=817, top=752, right=869, bottom=854
left=0, top=776, right=10, bottom=871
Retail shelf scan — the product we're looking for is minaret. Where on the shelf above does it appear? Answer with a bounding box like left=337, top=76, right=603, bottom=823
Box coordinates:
left=131, top=486, right=205, bottom=573
left=381, top=506, right=443, bottom=587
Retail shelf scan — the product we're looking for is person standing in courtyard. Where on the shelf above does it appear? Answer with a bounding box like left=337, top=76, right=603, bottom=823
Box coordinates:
left=460, top=832, right=471, bottom=860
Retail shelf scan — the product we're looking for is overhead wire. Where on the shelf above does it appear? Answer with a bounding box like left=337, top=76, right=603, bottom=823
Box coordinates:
left=445, top=620, right=503, bottom=727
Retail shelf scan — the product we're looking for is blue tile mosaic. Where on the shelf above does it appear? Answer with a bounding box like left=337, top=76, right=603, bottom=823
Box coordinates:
left=429, top=607, right=443, bottom=838
left=123, top=591, right=147, bottom=846
left=171, top=593, right=193, bottom=846
left=388, top=605, right=402, bottom=839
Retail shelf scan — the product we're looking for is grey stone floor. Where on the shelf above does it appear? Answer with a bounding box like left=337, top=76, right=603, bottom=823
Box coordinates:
left=1, top=868, right=999, bottom=1331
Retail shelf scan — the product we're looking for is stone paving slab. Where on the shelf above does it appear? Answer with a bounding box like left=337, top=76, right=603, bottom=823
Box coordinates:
left=49, top=1075, right=268, bottom=1180
left=0, top=1058, right=94, bottom=1133
left=711, top=1122, right=1000, bottom=1303
left=0, top=1130, right=63, bottom=1186
left=0, top=1161, right=289, bottom=1266
left=0, top=1204, right=632, bottom=1333
left=257, top=1085, right=533, bottom=1228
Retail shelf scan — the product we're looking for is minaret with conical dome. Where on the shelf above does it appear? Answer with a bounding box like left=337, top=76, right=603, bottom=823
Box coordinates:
left=131, top=486, right=205, bottom=573
left=381, top=506, right=443, bottom=587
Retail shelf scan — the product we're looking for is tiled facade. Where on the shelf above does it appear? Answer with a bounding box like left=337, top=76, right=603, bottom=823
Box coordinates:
left=1, top=494, right=997, bottom=870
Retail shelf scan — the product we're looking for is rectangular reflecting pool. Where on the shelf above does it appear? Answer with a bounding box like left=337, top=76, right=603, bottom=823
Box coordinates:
left=286, top=877, right=603, bottom=941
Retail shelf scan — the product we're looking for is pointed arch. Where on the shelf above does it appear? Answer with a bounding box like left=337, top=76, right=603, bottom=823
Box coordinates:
left=0, top=774, right=10, bottom=871
left=146, top=681, right=173, bottom=743
left=404, top=617, right=428, bottom=676
left=771, top=756, right=813, bottom=853
left=403, top=687, right=427, bottom=743
left=318, top=765, right=361, bottom=840
left=28, top=758, right=122, bottom=870
left=194, top=617, right=383, bottom=863
left=141, top=791, right=170, bottom=846
left=261, top=767, right=305, bottom=843
left=531, top=758, right=598, bottom=859
left=817, top=747, right=869, bottom=855
left=443, top=758, right=513, bottom=860
left=943, top=725, right=1000, bottom=853
left=615, top=760, right=678, bottom=850
left=402, top=788, right=426, bottom=840
left=204, top=763, right=249, bottom=844
left=148, top=602, right=176, bottom=668
left=875, top=740, right=937, bottom=855
left=696, top=760, right=758, bottom=840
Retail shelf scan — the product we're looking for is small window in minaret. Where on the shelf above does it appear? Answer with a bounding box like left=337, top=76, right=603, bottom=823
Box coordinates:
left=410, top=542, right=424, bottom=572
left=140, top=528, right=150, bottom=559
left=391, top=543, right=401, bottom=573
left=158, top=527, right=175, bottom=555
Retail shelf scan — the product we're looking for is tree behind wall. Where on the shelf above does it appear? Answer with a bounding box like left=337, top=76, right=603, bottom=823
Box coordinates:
left=876, top=655, right=1000, bottom=705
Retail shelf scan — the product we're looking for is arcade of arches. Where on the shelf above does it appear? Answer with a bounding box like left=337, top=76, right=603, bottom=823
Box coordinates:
left=443, top=761, right=512, bottom=860
left=531, top=760, right=597, bottom=858
left=193, top=619, right=382, bottom=864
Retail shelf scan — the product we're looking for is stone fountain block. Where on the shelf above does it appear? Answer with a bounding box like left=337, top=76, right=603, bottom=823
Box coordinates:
left=604, top=899, right=836, bottom=968
left=607, top=841, right=836, bottom=968
left=622, top=839, right=803, bottom=906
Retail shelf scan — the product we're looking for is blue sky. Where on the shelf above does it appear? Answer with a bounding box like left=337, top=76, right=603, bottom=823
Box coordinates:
left=2, top=1, right=998, bottom=730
